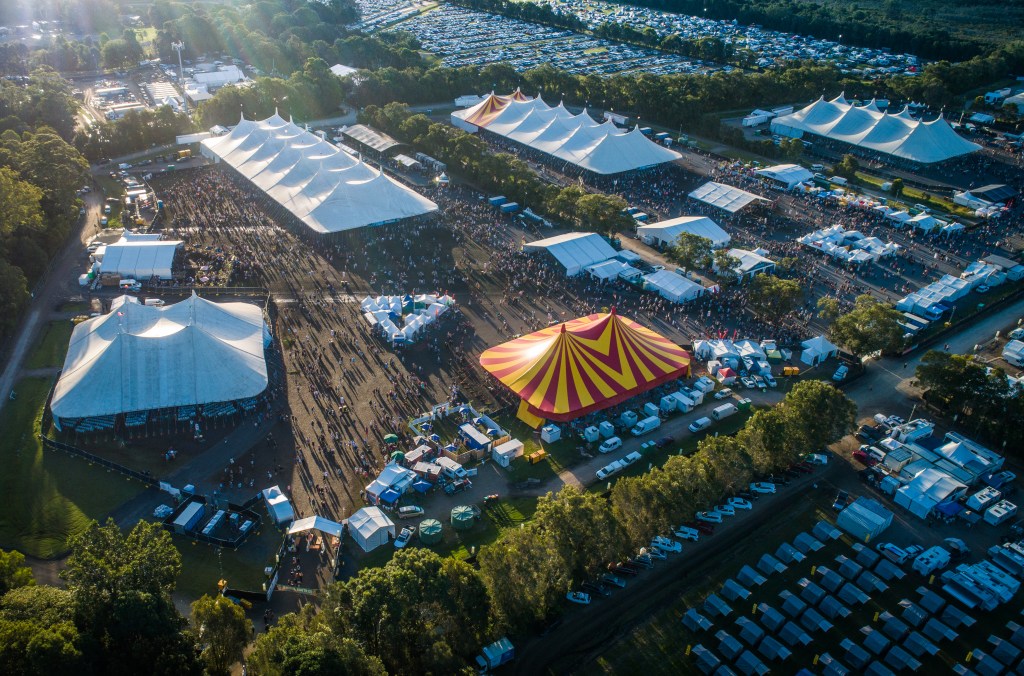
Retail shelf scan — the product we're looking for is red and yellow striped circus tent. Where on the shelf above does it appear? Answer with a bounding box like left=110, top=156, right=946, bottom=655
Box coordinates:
left=480, top=310, right=691, bottom=425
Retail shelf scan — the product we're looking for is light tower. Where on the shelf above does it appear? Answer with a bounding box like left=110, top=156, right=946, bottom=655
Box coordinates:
left=172, top=41, right=188, bottom=115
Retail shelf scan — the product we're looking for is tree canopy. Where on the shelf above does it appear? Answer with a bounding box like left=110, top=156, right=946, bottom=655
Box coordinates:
left=829, top=294, right=906, bottom=357
left=667, top=232, right=713, bottom=271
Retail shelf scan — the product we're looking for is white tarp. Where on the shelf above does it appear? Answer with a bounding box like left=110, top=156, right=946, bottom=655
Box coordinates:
left=201, top=114, right=437, bottom=233
left=347, top=506, right=396, bottom=552
left=51, top=293, right=268, bottom=420
left=800, top=335, right=838, bottom=365
left=262, top=485, right=294, bottom=525
left=771, top=94, right=980, bottom=164
left=689, top=182, right=769, bottom=213
left=643, top=269, right=704, bottom=303
left=756, top=164, right=814, bottom=189
left=452, top=92, right=680, bottom=174
left=99, top=235, right=182, bottom=279
left=637, top=215, right=730, bottom=248
left=288, top=515, right=344, bottom=538
left=524, top=232, right=617, bottom=276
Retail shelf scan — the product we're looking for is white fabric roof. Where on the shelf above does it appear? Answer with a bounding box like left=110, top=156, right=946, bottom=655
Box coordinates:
left=689, top=182, right=769, bottom=213
left=99, top=236, right=182, bottom=280
left=756, top=164, right=814, bottom=188
left=201, top=114, right=437, bottom=233
left=330, top=63, right=358, bottom=77
left=288, top=515, right=344, bottom=538
left=726, top=248, right=775, bottom=275
left=51, top=293, right=268, bottom=420
left=523, top=232, right=618, bottom=276
left=262, top=485, right=294, bottom=524
left=637, top=215, right=730, bottom=248
left=643, top=269, right=704, bottom=303
left=586, top=258, right=632, bottom=280
left=347, top=506, right=396, bottom=552
left=798, top=225, right=900, bottom=262
left=452, top=93, right=680, bottom=174
left=771, top=94, right=980, bottom=164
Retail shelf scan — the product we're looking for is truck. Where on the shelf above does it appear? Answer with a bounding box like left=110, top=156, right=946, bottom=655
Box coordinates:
left=711, top=403, right=738, bottom=421
left=603, top=111, right=628, bottom=126
left=476, top=637, right=514, bottom=673
left=487, top=195, right=507, bottom=207
left=631, top=415, right=661, bottom=437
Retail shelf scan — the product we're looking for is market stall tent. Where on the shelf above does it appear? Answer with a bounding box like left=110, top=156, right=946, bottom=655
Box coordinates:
left=800, top=335, right=839, bottom=365
left=288, top=515, right=344, bottom=538
left=347, top=507, right=396, bottom=552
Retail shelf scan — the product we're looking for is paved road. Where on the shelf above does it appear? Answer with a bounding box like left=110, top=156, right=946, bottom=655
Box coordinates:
left=511, top=298, right=1024, bottom=673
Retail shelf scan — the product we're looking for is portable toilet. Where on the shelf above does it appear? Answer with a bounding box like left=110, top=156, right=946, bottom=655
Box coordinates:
left=540, top=424, right=561, bottom=443
left=418, top=518, right=443, bottom=545
left=737, top=398, right=752, bottom=411
left=451, top=506, right=476, bottom=531
left=643, top=402, right=659, bottom=418
left=620, top=410, right=638, bottom=428
left=598, top=421, right=616, bottom=439
left=660, top=396, right=677, bottom=414
left=583, top=426, right=600, bottom=443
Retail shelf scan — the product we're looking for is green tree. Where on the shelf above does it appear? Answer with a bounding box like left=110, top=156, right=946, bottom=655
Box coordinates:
left=915, top=350, right=995, bottom=412
left=0, top=258, right=30, bottom=338
left=833, top=153, right=860, bottom=179
left=191, top=595, right=251, bottom=676
left=575, top=192, right=630, bottom=235
left=828, top=294, right=905, bottom=357
left=532, top=486, right=626, bottom=582
left=0, top=548, right=34, bottom=595
left=781, top=380, right=857, bottom=452
left=816, top=296, right=841, bottom=320
left=890, top=177, right=904, bottom=196
left=712, top=248, right=740, bottom=277
left=748, top=275, right=801, bottom=316
left=667, top=232, right=713, bottom=270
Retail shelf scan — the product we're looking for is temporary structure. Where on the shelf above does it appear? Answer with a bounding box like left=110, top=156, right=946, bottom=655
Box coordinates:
left=347, top=506, right=396, bottom=551
left=51, top=294, right=268, bottom=424
left=452, top=92, right=680, bottom=174
left=96, top=234, right=182, bottom=279
left=523, top=232, right=617, bottom=276
left=642, top=269, right=704, bottom=303
left=771, top=94, right=980, bottom=165
left=451, top=505, right=476, bottom=531
left=837, top=497, right=893, bottom=541
left=800, top=335, right=839, bottom=365
left=480, top=309, right=691, bottom=422
left=492, top=439, right=524, bottom=467
left=262, top=485, right=294, bottom=525
left=717, top=248, right=776, bottom=280
left=201, top=113, right=437, bottom=233
left=689, top=182, right=769, bottom=213
left=756, top=164, right=814, bottom=189
left=418, top=518, right=443, bottom=544
left=288, top=515, right=344, bottom=538
left=895, top=468, right=967, bottom=519
left=636, top=215, right=730, bottom=248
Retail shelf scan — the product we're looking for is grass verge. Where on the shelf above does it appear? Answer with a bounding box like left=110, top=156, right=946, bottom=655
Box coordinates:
left=25, top=320, right=74, bottom=369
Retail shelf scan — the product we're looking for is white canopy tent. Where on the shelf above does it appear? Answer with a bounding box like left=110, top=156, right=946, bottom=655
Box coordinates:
left=800, top=335, right=839, bottom=365
left=96, top=235, right=182, bottom=280
left=586, top=258, right=633, bottom=281
left=51, top=293, right=269, bottom=423
left=771, top=94, right=980, bottom=165
left=636, top=215, right=730, bottom=248
left=895, top=468, right=967, bottom=519
left=756, top=164, right=814, bottom=189
left=523, top=232, right=618, bottom=276
left=643, top=269, right=704, bottom=303
left=262, top=485, right=294, bottom=525
left=718, top=248, right=776, bottom=280
left=798, top=225, right=900, bottom=262
left=452, top=92, right=681, bottom=174
left=201, top=114, right=437, bottom=234
left=347, top=506, right=396, bottom=552
left=689, top=182, right=769, bottom=213
left=288, top=515, right=344, bottom=538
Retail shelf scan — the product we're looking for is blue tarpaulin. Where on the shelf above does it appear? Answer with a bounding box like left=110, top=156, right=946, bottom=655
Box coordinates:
left=380, top=489, right=401, bottom=504
left=935, top=501, right=964, bottom=516
left=413, top=480, right=432, bottom=494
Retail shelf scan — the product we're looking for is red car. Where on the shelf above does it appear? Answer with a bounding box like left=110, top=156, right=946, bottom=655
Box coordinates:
left=853, top=449, right=878, bottom=466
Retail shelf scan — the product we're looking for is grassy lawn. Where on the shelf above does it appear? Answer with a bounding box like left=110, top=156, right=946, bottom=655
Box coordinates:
left=174, top=523, right=285, bottom=600
left=0, top=378, right=144, bottom=558
left=25, top=320, right=74, bottom=369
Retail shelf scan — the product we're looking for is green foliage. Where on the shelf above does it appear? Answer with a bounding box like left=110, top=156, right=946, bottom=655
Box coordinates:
left=0, top=548, right=34, bottom=595
left=890, top=177, right=905, bottom=197
left=780, top=379, right=858, bottom=452
left=747, top=275, right=802, bottom=316
left=833, top=153, right=860, bottom=179
left=817, top=296, right=841, bottom=320
left=828, top=294, right=906, bottom=357
left=532, top=486, right=627, bottom=582
left=74, top=106, right=195, bottom=161
left=190, top=595, right=252, bottom=676
left=667, top=232, right=713, bottom=271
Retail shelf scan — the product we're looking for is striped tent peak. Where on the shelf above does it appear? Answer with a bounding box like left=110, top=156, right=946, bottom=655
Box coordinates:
left=464, top=93, right=513, bottom=126
left=479, top=310, right=690, bottom=419
left=510, top=87, right=531, bottom=102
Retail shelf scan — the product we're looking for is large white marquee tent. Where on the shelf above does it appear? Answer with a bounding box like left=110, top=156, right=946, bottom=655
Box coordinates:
left=689, top=182, right=769, bottom=214
left=636, top=215, right=730, bottom=249
left=201, top=114, right=438, bottom=234
left=452, top=91, right=681, bottom=174
left=347, top=506, right=396, bottom=552
left=771, top=94, right=980, bottom=165
left=642, top=269, right=704, bottom=303
left=94, top=233, right=182, bottom=280
left=50, top=294, right=269, bottom=424
left=523, top=232, right=618, bottom=276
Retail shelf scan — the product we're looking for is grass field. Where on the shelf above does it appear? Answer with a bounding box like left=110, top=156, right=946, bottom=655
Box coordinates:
left=174, top=524, right=285, bottom=599
left=25, top=320, right=74, bottom=370
left=0, top=378, right=144, bottom=558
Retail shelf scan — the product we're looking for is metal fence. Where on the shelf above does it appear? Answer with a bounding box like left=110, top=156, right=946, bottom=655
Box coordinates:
left=41, top=435, right=160, bottom=487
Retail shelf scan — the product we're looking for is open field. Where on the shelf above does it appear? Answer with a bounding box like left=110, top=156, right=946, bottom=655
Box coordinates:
left=25, top=320, right=74, bottom=370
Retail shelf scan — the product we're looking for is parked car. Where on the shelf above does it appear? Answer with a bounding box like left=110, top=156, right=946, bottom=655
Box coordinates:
left=764, top=374, right=777, bottom=387
left=806, top=452, right=829, bottom=465
left=696, top=510, right=723, bottom=523
left=688, top=417, right=713, bottom=434
left=394, top=527, right=413, bottom=549
left=684, top=520, right=715, bottom=535
left=832, top=490, right=850, bottom=511
left=716, top=503, right=736, bottom=516
left=601, top=573, right=627, bottom=587
left=876, top=543, right=922, bottom=565
left=644, top=546, right=667, bottom=560
left=714, top=388, right=733, bottom=400
left=741, top=376, right=757, bottom=388
left=566, top=591, right=591, bottom=605
left=750, top=482, right=777, bottom=494
left=397, top=506, right=425, bottom=519
left=655, top=436, right=675, bottom=449
left=856, top=424, right=882, bottom=442
left=673, top=526, right=700, bottom=542
left=582, top=581, right=611, bottom=597
left=727, top=497, right=752, bottom=510
left=853, top=449, right=878, bottom=466
left=753, top=376, right=767, bottom=389
left=651, top=536, right=682, bottom=553
left=599, top=436, right=622, bottom=453
left=444, top=478, right=472, bottom=495
left=832, top=364, right=849, bottom=381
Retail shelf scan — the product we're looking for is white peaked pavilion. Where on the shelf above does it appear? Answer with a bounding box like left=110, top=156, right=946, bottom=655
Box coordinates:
left=50, top=294, right=269, bottom=425
left=452, top=91, right=681, bottom=174
left=637, top=215, right=730, bottom=248
left=523, top=232, right=618, bottom=276
left=771, top=94, right=980, bottom=165
left=96, top=233, right=182, bottom=280
left=201, top=113, right=437, bottom=234
left=347, top=506, right=396, bottom=552
left=755, top=164, right=813, bottom=190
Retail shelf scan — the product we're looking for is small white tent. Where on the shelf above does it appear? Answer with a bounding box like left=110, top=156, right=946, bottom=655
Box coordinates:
left=347, top=506, right=396, bottom=552
left=800, top=335, right=839, bottom=365
left=262, top=485, right=294, bottom=525
left=642, top=269, right=704, bottom=303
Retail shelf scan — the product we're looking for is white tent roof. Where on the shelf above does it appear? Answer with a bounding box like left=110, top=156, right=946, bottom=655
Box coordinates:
left=523, top=232, right=617, bottom=276
left=586, top=258, right=632, bottom=280
left=771, top=95, right=980, bottom=164
left=99, top=236, right=182, bottom=280
left=452, top=93, right=680, bottom=174
left=288, top=515, right=344, bottom=538
left=202, top=114, right=437, bottom=233
left=756, top=164, right=814, bottom=188
left=689, top=182, right=769, bottom=213
left=637, top=215, right=731, bottom=248
left=262, top=485, right=294, bottom=524
left=51, top=293, right=268, bottom=420
left=347, top=506, right=396, bottom=552
left=726, top=248, right=776, bottom=275
left=330, top=63, right=358, bottom=78
left=801, top=335, right=838, bottom=356
left=643, top=269, right=704, bottom=302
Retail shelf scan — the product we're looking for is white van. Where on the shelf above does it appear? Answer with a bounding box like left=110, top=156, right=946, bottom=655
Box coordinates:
left=143, top=298, right=165, bottom=307
left=435, top=456, right=467, bottom=480
left=711, top=403, right=738, bottom=421
left=598, top=436, right=622, bottom=454
left=688, top=417, right=713, bottom=434
left=631, top=416, right=661, bottom=437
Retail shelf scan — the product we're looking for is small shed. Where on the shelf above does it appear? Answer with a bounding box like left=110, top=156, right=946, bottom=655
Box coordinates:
left=683, top=607, right=714, bottom=632
left=853, top=542, right=881, bottom=568
left=738, top=565, right=767, bottom=587
left=922, top=618, right=958, bottom=643
left=817, top=566, right=845, bottom=593
left=777, top=542, right=806, bottom=564
left=881, top=613, right=910, bottom=641
left=798, top=578, right=827, bottom=606
left=835, top=555, right=864, bottom=580
left=716, top=629, right=744, bottom=660
left=779, top=590, right=807, bottom=618
left=873, top=559, right=906, bottom=582
left=757, top=636, right=792, bottom=663
left=757, top=553, right=787, bottom=576
left=736, top=650, right=770, bottom=676
left=793, top=532, right=825, bottom=553
left=451, top=505, right=476, bottom=531
left=814, top=520, right=842, bottom=541
left=691, top=644, right=721, bottom=674
left=819, top=652, right=850, bottom=676
left=899, top=600, right=928, bottom=628
left=941, top=604, right=976, bottom=629
left=905, top=631, right=939, bottom=657
left=779, top=621, right=813, bottom=647
left=884, top=645, right=921, bottom=672
left=735, top=616, right=764, bottom=646
left=491, top=439, right=524, bottom=467
left=801, top=607, right=834, bottom=634
left=757, top=603, right=786, bottom=632
left=819, top=595, right=852, bottom=620
left=704, top=593, right=733, bottom=618
left=861, top=626, right=891, bottom=655
left=915, top=587, right=946, bottom=614
left=840, top=638, right=871, bottom=669
left=988, top=635, right=1021, bottom=665
left=418, top=518, right=443, bottom=545
left=857, top=569, right=889, bottom=594
left=838, top=582, right=869, bottom=606
left=721, top=579, right=751, bottom=602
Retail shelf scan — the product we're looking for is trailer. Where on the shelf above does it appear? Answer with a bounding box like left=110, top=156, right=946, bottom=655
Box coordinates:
left=499, top=202, right=520, bottom=214
left=488, top=195, right=507, bottom=207
left=476, top=637, right=514, bottom=672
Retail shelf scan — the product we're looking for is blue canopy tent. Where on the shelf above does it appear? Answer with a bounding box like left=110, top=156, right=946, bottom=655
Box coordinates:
left=413, top=480, right=432, bottom=494
left=935, top=502, right=964, bottom=517
left=380, top=488, right=401, bottom=505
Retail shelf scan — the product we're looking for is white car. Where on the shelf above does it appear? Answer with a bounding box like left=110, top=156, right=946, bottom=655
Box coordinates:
left=599, top=436, right=622, bottom=453
left=673, top=526, right=700, bottom=542
left=750, top=482, right=777, bottom=495
left=716, top=503, right=736, bottom=516
left=764, top=374, right=777, bottom=388
left=714, top=388, right=733, bottom=400
left=806, top=453, right=829, bottom=465
left=394, top=527, right=413, bottom=549
left=696, top=510, right=723, bottom=523
left=727, top=497, right=753, bottom=510
left=566, top=591, right=591, bottom=605
left=621, top=451, right=642, bottom=466
left=651, top=536, right=682, bottom=553
left=397, top=506, right=424, bottom=519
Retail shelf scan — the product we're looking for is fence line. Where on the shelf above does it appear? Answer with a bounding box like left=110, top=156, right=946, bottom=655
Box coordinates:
left=41, top=436, right=160, bottom=487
